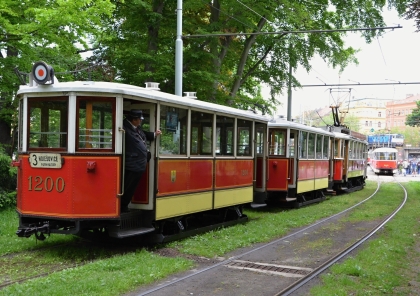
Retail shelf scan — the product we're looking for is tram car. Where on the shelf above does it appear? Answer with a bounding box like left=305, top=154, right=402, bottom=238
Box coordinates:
left=13, top=62, right=270, bottom=241
left=369, top=147, right=398, bottom=175
left=254, top=117, right=368, bottom=208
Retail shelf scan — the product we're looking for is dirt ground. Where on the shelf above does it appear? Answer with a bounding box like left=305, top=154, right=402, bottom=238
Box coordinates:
left=126, top=209, right=420, bottom=296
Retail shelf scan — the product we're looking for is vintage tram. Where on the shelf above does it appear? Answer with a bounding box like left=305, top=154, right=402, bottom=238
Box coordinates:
left=14, top=62, right=270, bottom=241
left=254, top=117, right=368, bottom=207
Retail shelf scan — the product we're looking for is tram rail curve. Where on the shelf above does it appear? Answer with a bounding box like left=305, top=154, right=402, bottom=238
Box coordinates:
left=133, top=179, right=407, bottom=296
left=275, top=179, right=407, bottom=295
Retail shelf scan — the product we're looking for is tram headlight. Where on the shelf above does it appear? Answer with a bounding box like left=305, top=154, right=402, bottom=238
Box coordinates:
left=32, top=61, right=55, bottom=85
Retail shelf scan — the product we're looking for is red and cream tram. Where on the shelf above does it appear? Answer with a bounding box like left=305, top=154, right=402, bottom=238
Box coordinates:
left=14, top=62, right=269, bottom=241
left=254, top=118, right=368, bottom=207
left=369, top=147, right=398, bottom=175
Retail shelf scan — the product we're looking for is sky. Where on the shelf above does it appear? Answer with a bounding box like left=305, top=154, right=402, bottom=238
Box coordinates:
left=274, top=8, right=420, bottom=118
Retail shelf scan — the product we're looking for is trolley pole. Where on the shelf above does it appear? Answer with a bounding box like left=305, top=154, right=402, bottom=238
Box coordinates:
left=175, top=0, right=183, bottom=96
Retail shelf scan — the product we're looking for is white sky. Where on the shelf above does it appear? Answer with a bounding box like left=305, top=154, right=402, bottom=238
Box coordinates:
left=274, top=8, right=420, bottom=118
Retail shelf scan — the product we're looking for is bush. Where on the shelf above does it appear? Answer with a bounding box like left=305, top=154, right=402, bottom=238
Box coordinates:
left=0, top=153, right=17, bottom=209
left=0, top=190, right=16, bottom=208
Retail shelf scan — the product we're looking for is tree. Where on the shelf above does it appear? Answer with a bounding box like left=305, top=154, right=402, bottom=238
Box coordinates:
left=406, top=101, right=420, bottom=127
left=0, top=0, right=115, bottom=156
left=404, top=0, right=420, bottom=31
left=97, top=0, right=410, bottom=115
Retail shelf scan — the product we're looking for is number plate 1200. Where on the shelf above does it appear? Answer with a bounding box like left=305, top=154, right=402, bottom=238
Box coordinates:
left=29, top=153, right=62, bottom=169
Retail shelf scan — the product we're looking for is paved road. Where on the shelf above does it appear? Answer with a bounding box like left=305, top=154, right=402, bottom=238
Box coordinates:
left=366, top=165, right=420, bottom=182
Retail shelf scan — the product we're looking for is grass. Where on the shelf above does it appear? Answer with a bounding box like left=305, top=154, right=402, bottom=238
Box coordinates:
left=167, top=181, right=379, bottom=257
left=1, top=180, right=417, bottom=295
left=310, top=181, right=420, bottom=295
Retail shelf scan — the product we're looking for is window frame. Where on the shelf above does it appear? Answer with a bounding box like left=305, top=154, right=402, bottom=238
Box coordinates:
left=75, top=96, right=116, bottom=153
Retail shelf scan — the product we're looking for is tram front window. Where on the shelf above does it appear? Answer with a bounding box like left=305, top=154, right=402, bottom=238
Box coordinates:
left=28, top=97, right=68, bottom=150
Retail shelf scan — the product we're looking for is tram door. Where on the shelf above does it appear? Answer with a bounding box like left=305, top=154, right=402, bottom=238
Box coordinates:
left=125, top=103, right=157, bottom=210
left=255, top=124, right=267, bottom=192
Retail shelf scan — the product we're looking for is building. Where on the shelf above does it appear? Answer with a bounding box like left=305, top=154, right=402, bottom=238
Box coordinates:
left=386, top=94, right=420, bottom=130
left=345, top=97, right=393, bottom=135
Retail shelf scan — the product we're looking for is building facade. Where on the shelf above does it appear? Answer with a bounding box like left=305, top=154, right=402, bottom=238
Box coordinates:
left=385, top=94, right=420, bottom=130
left=346, top=97, right=393, bottom=135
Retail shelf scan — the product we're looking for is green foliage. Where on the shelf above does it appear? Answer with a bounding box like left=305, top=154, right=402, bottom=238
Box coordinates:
left=0, top=0, right=116, bottom=153
left=406, top=100, right=420, bottom=127
left=0, top=151, right=17, bottom=209
left=96, top=0, right=409, bottom=114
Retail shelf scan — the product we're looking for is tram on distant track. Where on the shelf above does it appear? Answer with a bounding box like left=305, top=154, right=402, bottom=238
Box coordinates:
left=254, top=117, right=368, bottom=208
left=369, top=147, right=398, bottom=175
left=13, top=61, right=369, bottom=241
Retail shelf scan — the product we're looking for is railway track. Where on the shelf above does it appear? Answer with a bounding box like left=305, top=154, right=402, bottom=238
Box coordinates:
left=276, top=178, right=407, bottom=295
left=134, top=179, right=408, bottom=296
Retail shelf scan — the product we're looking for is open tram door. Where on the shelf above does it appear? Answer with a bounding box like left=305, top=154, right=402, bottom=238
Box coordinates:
left=254, top=123, right=268, bottom=204
left=122, top=102, right=157, bottom=210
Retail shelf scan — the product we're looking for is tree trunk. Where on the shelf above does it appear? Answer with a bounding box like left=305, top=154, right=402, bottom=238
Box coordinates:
left=0, top=118, right=12, bottom=156
left=229, top=17, right=266, bottom=101
left=145, top=0, right=165, bottom=75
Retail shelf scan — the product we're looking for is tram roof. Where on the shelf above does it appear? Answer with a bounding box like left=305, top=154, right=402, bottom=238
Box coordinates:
left=372, top=147, right=398, bottom=152
left=17, top=81, right=270, bottom=122
left=268, top=118, right=333, bottom=136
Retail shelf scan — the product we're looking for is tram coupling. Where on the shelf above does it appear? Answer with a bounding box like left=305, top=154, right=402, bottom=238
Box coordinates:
left=16, top=221, right=50, bottom=240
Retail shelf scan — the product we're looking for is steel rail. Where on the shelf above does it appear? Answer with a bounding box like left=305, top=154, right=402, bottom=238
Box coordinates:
left=275, top=180, right=407, bottom=296
left=137, top=181, right=381, bottom=296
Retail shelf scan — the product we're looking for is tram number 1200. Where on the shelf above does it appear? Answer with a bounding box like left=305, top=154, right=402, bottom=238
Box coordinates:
left=28, top=176, right=65, bottom=193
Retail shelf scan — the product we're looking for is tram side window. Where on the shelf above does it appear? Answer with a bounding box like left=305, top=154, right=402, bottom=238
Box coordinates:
left=191, top=111, right=213, bottom=155
left=77, top=98, right=115, bottom=151
left=315, top=134, right=323, bottom=159
left=237, top=119, right=252, bottom=156
left=28, top=98, right=68, bottom=150
left=299, top=131, right=308, bottom=159
left=159, top=106, right=187, bottom=155
left=308, top=133, right=315, bottom=159
left=323, top=136, right=329, bottom=159
left=216, top=116, right=234, bottom=156
left=269, top=129, right=286, bottom=156
left=256, top=126, right=265, bottom=154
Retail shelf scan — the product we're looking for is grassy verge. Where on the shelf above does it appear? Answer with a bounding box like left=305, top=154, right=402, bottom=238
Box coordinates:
left=0, top=209, right=77, bottom=255
left=167, top=181, right=379, bottom=257
left=310, top=181, right=420, bottom=295
left=2, top=180, right=415, bottom=295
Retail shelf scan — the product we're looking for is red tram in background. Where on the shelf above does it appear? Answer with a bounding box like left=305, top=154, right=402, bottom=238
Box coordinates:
left=369, top=147, right=398, bottom=175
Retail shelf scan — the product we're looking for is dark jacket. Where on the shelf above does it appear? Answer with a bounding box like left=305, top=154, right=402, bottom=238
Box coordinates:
left=123, top=118, right=155, bottom=172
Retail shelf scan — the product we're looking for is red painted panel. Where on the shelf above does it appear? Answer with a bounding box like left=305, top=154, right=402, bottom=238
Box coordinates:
left=371, top=160, right=397, bottom=170
left=18, top=156, right=120, bottom=218
left=132, top=164, right=149, bottom=204
left=256, top=157, right=264, bottom=188
left=288, top=160, right=294, bottom=185
left=314, top=160, right=329, bottom=178
left=158, top=159, right=213, bottom=196
left=298, top=160, right=315, bottom=180
left=71, top=157, right=120, bottom=215
left=266, top=158, right=288, bottom=191
left=333, top=159, right=343, bottom=181
left=215, top=159, right=253, bottom=189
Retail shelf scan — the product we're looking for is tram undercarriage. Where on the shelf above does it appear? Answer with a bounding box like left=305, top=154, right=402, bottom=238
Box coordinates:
left=16, top=206, right=248, bottom=242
